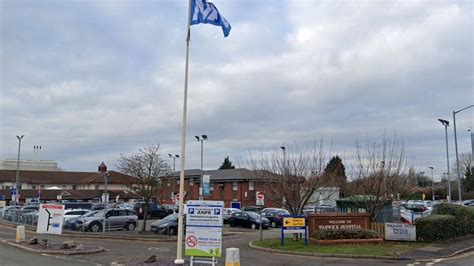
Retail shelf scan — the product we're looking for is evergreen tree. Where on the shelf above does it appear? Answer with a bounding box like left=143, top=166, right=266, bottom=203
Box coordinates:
left=323, top=155, right=347, bottom=196
left=218, top=156, right=235, bottom=169
left=462, top=165, right=474, bottom=192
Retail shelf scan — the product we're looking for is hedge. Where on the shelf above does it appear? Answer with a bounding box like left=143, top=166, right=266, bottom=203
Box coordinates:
left=416, top=214, right=457, bottom=242
left=313, top=228, right=380, bottom=240
left=433, top=203, right=474, bottom=234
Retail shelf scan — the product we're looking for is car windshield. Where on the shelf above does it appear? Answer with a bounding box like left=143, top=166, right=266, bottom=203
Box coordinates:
left=82, top=211, right=100, bottom=217
left=163, top=213, right=179, bottom=221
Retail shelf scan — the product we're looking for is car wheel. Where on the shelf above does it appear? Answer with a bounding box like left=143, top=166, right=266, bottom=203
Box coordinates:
left=168, top=227, right=177, bottom=235
left=89, top=222, right=102, bottom=232
left=251, top=223, right=257, bottom=230
left=271, top=221, right=276, bottom=228
left=125, top=222, right=136, bottom=231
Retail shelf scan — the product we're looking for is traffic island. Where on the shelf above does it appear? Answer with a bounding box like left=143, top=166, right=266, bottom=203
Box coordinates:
left=249, top=238, right=428, bottom=259
left=2, top=239, right=105, bottom=255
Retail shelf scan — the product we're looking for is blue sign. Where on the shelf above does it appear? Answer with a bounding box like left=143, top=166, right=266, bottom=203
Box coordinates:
left=11, top=187, right=17, bottom=196
left=230, top=202, right=241, bottom=209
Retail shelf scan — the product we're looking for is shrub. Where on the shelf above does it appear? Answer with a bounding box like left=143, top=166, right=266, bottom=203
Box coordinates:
left=313, top=229, right=380, bottom=240
left=433, top=203, right=474, bottom=234
left=416, top=214, right=457, bottom=242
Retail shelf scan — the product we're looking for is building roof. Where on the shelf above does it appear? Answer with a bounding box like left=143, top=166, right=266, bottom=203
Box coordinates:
left=0, top=189, right=139, bottom=200
left=0, top=170, right=133, bottom=185
left=171, top=168, right=258, bottom=181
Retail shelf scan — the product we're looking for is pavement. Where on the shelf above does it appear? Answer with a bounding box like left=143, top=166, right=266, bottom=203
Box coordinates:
left=401, top=237, right=474, bottom=260
left=0, top=219, right=474, bottom=261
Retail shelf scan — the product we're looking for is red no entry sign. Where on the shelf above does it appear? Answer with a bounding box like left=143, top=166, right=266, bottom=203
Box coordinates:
left=256, top=191, right=264, bottom=206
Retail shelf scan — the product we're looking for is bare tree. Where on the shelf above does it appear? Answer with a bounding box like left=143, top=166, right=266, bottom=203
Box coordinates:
left=350, top=134, right=412, bottom=221
left=246, top=141, right=332, bottom=215
left=117, top=145, right=171, bottom=232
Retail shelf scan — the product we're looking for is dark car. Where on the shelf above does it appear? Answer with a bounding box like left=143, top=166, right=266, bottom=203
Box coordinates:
left=241, top=206, right=260, bottom=213
left=261, top=208, right=290, bottom=227
left=162, top=204, right=178, bottom=214
left=228, top=211, right=270, bottom=229
left=150, top=213, right=186, bottom=235
left=133, top=202, right=169, bottom=219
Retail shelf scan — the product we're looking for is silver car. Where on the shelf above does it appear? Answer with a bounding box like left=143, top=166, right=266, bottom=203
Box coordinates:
left=75, top=208, right=138, bottom=232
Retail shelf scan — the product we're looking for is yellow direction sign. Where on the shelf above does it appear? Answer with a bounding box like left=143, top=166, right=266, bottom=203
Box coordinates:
left=283, top=217, right=305, bottom=227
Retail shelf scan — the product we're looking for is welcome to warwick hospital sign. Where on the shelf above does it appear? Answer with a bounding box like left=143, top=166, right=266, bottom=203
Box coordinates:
left=307, top=213, right=371, bottom=235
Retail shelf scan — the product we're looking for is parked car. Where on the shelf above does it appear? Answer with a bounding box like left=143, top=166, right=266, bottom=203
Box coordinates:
left=133, top=202, right=169, bottom=219
left=75, top=208, right=138, bottom=232
left=228, top=211, right=270, bottom=229
left=463, top=199, right=474, bottom=206
left=223, top=208, right=241, bottom=224
left=261, top=208, right=290, bottom=227
left=63, top=209, right=90, bottom=222
left=64, top=210, right=100, bottom=230
left=63, top=202, right=93, bottom=210
left=162, top=204, right=178, bottom=214
left=19, top=205, right=39, bottom=214
left=1, top=206, right=21, bottom=219
left=241, top=206, right=260, bottom=213
left=150, top=213, right=185, bottom=235
left=402, top=201, right=430, bottom=213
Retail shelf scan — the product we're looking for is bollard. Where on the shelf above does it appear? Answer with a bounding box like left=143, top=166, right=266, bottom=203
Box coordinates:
left=225, top=247, right=240, bottom=266
left=16, top=225, right=25, bottom=243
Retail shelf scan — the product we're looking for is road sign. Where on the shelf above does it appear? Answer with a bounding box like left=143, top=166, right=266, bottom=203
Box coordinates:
left=256, top=191, right=264, bottom=206
left=37, top=204, right=65, bottom=235
left=283, top=217, right=306, bottom=227
left=185, top=200, right=224, bottom=258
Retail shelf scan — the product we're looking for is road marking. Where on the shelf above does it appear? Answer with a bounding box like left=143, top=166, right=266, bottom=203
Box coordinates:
left=426, top=263, right=434, bottom=266
left=148, top=247, right=171, bottom=252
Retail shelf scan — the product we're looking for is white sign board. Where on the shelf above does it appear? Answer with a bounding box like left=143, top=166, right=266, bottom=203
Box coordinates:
left=385, top=223, right=416, bottom=241
left=37, top=204, right=65, bottom=235
left=0, top=201, right=6, bottom=208
left=185, top=200, right=224, bottom=257
left=256, top=191, right=264, bottom=206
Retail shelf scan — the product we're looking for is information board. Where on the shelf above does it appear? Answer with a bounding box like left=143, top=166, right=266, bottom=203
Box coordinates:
left=385, top=223, right=416, bottom=241
left=185, top=200, right=224, bottom=257
left=37, top=204, right=65, bottom=235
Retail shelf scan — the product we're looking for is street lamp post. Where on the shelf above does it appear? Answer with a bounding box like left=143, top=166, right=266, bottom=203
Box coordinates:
left=419, top=171, right=425, bottom=200
left=453, top=105, right=474, bottom=202
left=195, top=135, right=207, bottom=199
left=98, top=162, right=108, bottom=233
left=439, top=119, right=451, bottom=203
left=429, top=167, right=434, bottom=201
left=469, top=128, right=474, bottom=171
left=168, top=154, right=179, bottom=197
left=14, top=135, right=25, bottom=205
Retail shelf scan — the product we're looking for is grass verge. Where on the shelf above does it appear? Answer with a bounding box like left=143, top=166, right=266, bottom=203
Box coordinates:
left=252, top=238, right=428, bottom=257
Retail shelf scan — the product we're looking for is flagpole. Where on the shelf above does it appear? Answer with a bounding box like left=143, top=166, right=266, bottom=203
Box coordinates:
left=175, top=0, right=192, bottom=264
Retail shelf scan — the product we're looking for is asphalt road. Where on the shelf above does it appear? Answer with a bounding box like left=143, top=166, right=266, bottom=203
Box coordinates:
left=0, top=224, right=472, bottom=266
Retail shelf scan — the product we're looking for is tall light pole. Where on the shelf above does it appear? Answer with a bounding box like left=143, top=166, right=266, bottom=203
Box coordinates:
left=453, top=105, right=474, bottom=202
left=469, top=128, right=474, bottom=172
left=14, top=135, right=24, bottom=205
left=419, top=171, right=425, bottom=200
left=195, top=135, right=207, bottom=199
left=168, top=154, right=179, bottom=195
left=439, top=118, right=451, bottom=203
left=98, top=162, right=108, bottom=233
left=429, top=166, right=434, bottom=201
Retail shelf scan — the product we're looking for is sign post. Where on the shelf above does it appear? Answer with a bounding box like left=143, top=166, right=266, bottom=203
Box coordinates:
left=37, top=204, right=65, bottom=246
left=281, top=216, right=307, bottom=246
left=185, top=200, right=224, bottom=266
left=256, top=191, right=265, bottom=242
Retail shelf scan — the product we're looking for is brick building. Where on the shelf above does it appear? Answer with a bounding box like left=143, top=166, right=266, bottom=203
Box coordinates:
left=160, top=168, right=280, bottom=208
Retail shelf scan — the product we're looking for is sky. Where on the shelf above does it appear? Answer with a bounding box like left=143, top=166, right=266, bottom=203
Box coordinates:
left=0, top=0, right=472, bottom=181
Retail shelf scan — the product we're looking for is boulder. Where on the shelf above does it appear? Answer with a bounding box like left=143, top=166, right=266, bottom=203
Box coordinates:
left=60, top=241, right=77, bottom=249
left=144, top=255, right=156, bottom=263
left=28, top=237, right=38, bottom=245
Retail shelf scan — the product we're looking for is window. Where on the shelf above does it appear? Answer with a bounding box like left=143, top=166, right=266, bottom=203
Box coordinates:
left=249, top=181, right=254, bottom=191
left=189, top=178, right=193, bottom=186
left=32, top=185, right=36, bottom=189
left=95, top=184, right=99, bottom=190
left=209, top=182, right=214, bottom=192
left=72, top=185, right=77, bottom=190
left=40, top=185, right=45, bottom=189
left=232, top=181, right=238, bottom=191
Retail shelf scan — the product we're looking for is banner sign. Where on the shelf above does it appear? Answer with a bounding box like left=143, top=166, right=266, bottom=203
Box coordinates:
left=385, top=223, right=416, bottom=241
left=37, top=204, right=65, bottom=235
left=185, top=200, right=224, bottom=257
left=202, top=175, right=211, bottom=195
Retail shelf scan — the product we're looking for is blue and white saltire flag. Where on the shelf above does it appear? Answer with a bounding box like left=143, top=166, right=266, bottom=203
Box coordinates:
left=190, top=0, right=231, bottom=37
